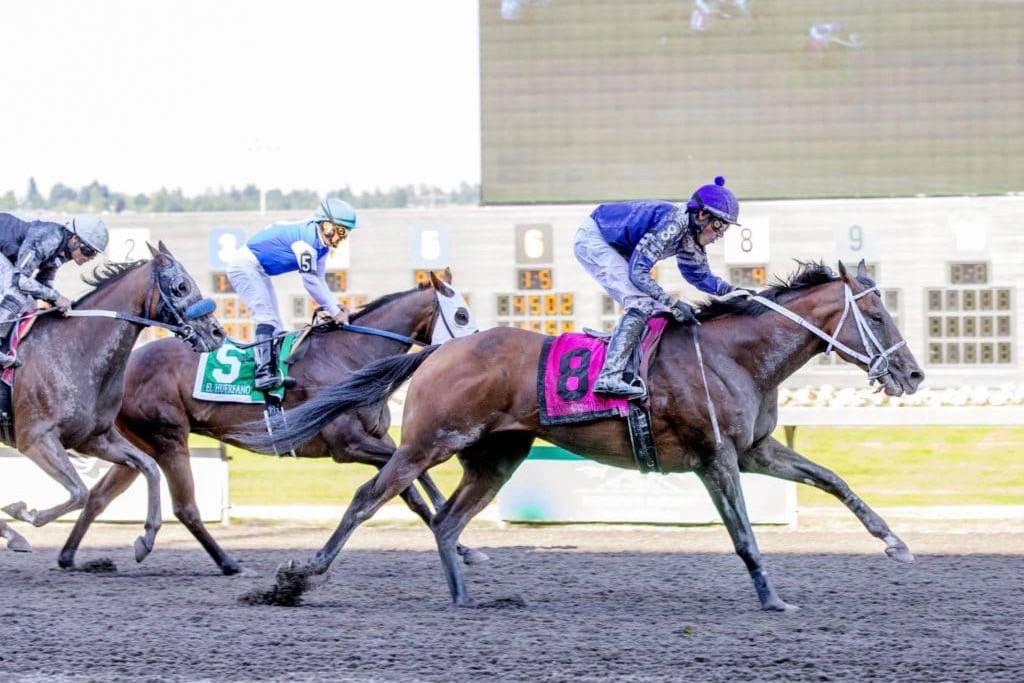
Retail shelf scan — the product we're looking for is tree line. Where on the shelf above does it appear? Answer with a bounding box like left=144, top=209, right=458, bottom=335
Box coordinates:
left=0, top=178, right=480, bottom=213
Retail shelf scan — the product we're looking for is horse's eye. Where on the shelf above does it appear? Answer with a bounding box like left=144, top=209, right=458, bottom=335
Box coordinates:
left=454, top=308, right=470, bottom=326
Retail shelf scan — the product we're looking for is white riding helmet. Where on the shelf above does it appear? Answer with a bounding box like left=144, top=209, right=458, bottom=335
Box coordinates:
left=68, top=214, right=110, bottom=253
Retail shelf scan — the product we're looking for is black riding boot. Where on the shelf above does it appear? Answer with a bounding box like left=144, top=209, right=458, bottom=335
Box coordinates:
left=593, top=308, right=648, bottom=399
left=253, top=325, right=283, bottom=393
left=0, top=296, right=24, bottom=369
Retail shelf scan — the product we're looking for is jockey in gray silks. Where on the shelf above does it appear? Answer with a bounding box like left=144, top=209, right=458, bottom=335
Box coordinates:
left=0, top=212, right=109, bottom=368
left=574, top=176, right=747, bottom=398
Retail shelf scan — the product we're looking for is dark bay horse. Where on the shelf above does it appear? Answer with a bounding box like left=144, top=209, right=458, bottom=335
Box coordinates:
left=246, top=261, right=925, bottom=610
left=1, top=243, right=224, bottom=561
left=56, top=270, right=485, bottom=574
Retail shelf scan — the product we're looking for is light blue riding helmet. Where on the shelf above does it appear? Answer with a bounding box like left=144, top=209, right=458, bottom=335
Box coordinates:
left=68, top=214, right=110, bottom=252
left=315, top=198, right=357, bottom=230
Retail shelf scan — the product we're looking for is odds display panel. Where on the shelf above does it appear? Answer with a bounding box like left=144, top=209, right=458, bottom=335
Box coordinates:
left=481, top=1, right=1023, bottom=204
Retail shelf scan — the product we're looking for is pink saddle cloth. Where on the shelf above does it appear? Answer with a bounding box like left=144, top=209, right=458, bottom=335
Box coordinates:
left=538, top=316, right=668, bottom=426
left=1, top=314, right=37, bottom=387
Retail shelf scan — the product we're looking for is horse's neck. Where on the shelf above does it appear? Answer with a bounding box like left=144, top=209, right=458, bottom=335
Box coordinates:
left=322, top=290, right=431, bottom=362
left=73, top=264, right=152, bottom=357
left=740, top=288, right=846, bottom=387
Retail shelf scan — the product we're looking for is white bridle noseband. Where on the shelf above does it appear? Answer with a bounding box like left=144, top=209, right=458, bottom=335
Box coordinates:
left=738, top=284, right=906, bottom=381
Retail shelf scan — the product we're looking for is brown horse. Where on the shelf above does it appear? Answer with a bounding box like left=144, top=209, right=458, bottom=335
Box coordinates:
left=1, top=243, right=224, bottom=561
left=56, top=270, right=486, bottom=573
left=244, top=261, right=925, bottom=610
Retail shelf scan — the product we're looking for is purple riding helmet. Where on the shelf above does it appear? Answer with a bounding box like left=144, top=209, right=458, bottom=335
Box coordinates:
left=686, top=175, right=741, bottom=226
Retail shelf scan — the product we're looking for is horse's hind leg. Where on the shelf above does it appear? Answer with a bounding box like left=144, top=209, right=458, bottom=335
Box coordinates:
left=3, top=433, right=89, bottom=527
left=58, top=463, right=139, bottom=568
left=429, top=434, right=533, bottom=607
left=0, top=520, right=31, bottom=552
left=79, top=429, right=163, bottom=563
left=742, top=436, right=913, bottom=563
left=416, top=471, right=489, bottom=565
left=696, top=448, right=794, bottom=612
left=267, top=441, right=446, bottom=600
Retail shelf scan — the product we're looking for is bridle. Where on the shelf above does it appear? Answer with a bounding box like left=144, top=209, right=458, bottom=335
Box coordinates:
left=56, top=263, right=216, bottom=348
left=740, top=283, right=906, bottom=381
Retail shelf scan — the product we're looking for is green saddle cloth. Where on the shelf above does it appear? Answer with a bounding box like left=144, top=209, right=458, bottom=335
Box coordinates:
left=192, top=333, right=299, bottom=404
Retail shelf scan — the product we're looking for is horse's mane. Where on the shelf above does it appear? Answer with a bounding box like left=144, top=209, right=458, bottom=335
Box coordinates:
left=74, top=259, right=150, bottom=305
left=349, top=283, right=429, bottom=322
left=695, top=261, right=875, bottom=322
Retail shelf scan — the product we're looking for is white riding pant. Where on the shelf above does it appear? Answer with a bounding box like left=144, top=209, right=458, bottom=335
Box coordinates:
left=573, top=217, right=666, bottom=316
left=0, top=252, right=30, bottom=311
left=227, top=247, right=285, bottom=331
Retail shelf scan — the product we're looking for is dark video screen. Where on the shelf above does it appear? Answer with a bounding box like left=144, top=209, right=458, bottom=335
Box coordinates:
left=481, top=1, right=1023, bottom=203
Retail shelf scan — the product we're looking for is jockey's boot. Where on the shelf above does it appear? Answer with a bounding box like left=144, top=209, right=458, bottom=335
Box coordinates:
left=593, top=308, right=648, bottom=399
left=253, top=325, right=286, bottom=393
left=0, top=296, right=24, bottom=369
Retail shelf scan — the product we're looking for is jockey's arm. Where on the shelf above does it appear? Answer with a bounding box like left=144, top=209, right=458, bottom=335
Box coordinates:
left=626, top=208, right=691, bottom=309
left=291, top=243, right=340, bottom=317
left=675, top=239, right=733, bottom=294
left=14, top=231, right=63, bottom=304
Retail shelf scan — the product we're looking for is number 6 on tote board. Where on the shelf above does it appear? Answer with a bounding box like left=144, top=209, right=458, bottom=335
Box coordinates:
left=723, top=217, right=770, bottom=265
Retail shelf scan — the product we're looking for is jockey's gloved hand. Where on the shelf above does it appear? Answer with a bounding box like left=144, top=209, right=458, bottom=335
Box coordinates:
left=332, top=307, right=350, bottom=326
left=54, top=295, right=72, bottom=314
left=669, top=300, right=699, bottom=325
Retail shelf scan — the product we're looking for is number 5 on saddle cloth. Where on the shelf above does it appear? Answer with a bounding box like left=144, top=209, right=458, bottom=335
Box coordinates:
left=537, top=316, right=669, bottom=473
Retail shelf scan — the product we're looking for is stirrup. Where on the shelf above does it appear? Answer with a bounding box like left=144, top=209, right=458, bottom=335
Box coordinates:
left=593, top=375, right=646, bottom=399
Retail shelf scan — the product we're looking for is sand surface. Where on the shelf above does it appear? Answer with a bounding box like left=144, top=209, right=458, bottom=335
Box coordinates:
left=1, top=520, right=1021, bottom=682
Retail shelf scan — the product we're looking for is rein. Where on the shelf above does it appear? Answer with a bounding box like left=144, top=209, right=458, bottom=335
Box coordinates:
left=226, top=322, right=425, bottom=350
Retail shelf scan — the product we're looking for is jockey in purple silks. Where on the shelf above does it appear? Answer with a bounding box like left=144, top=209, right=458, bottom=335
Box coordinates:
left=574, top=176, right=747, bottom=399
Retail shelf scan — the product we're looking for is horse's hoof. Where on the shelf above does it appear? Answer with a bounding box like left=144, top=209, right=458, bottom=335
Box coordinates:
left=6, top=534, right=32, bottom=553
left=133, top=535, right=154, bottom=563
left=885, top=543, right=915, bottom=564
left=454, top=597, right=479, bottom=608
left=461, top=548, right=490, bottom=565
left=2, top=502, right=34, bottom=524
left=763, top=599, right=799, bottom=612
left=57, top=554, right=75, bottom=568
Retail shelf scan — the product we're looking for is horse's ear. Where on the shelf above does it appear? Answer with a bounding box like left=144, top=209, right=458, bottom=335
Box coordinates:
left=443, top=266, right=452, bottom=284
left=837, top=260, right=849, bottom=280
left=429, top=269, right=454, bottom=297
left=147, top=242, right=160, bottom=258
left=158, top=240, right=173, bottom=257
left=856, top=259, right=869, bottom=280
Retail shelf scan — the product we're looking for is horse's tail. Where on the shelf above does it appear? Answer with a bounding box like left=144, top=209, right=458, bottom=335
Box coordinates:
left=245, top=345, right=440, bottom=454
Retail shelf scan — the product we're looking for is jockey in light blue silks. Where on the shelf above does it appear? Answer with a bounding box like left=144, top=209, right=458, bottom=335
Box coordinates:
left=574, top=176, right=747, bottom=398
left=0, top=212, right=108, bottom=367
left=227, top=198, right=356, bottom=392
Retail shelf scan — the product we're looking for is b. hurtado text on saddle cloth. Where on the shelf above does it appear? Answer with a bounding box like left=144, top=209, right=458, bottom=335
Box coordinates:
left=192, top=334, right=299, bottom=404
left=538, top=317, right=668, bottom=425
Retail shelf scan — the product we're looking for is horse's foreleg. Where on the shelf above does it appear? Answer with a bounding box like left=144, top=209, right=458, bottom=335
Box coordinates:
left=79, top=430, right=163, bottom=563
left=0, top=520, right=31, bottom=552
left=58, top=463, right=139, bottom=568
left=159, top=444, right=244, bottom=575
left=741, top=436, right=913, bottom=563
left=3, top=433, right=89, bottom=527
left=696, top=451, right=794, bottom=612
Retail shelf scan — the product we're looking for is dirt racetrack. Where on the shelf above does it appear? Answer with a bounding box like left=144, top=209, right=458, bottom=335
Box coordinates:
left=1, top=518, right=1021, bottom=682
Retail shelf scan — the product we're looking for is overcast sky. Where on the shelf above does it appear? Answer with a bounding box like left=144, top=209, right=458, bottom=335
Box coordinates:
left=1, top=0, right=480, bottom=196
